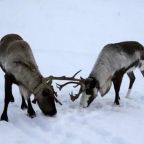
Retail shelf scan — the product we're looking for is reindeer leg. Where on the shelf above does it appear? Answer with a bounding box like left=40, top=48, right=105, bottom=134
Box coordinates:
left=21, top=95, right=28, bottom=110
left=126, top=72, right=135, bottom=98
left=112, top=73, right=124, bottom=105
left=1, top=100, right=9, bottom=122
left=1, top=74, right=14, bottom=121
left=4, top=74, right=14, bottom=102
left=19, top=86, right=35, bottom=118
left=27, top=98, right=36, bottom=118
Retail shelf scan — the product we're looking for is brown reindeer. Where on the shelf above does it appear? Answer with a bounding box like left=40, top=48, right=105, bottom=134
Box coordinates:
left=0, top=34, right=59, bottom=121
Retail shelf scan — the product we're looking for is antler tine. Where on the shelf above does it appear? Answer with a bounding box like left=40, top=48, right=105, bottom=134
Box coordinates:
left=54, top=91, right=58, bottom=97
left=44, top=70, right=82, bottom=82
left=56, top=83, right=63, bottom=91
left=73, top=83, right=80, bottom=88
left=69, top=91, right=79, bottom=101
left=49, top=83, right=62, bottom=105
left=70, top=87, right=83, bottom=102
left=72, top=70, right=82, bottom=78
left=54, top=97, right=62, bottom=105
left=50, top=84, right=58, bottom=97
left=56, top=81, right=80, bottom=91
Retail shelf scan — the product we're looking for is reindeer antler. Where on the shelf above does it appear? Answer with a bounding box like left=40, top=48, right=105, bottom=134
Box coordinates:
left=56, top=81, right=80, bottom=91
left=48, top=82, right=62, bottom=105
left=44, top=70, right=85, bottom=102
left=45, top=70, right=82, bottom=82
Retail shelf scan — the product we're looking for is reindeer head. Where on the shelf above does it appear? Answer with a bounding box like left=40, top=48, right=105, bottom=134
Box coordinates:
left=36, top=89, right=56, bottom=116
left=33, top=81, right=62, bottom=116
left=80, top=77, right=99, bottom=107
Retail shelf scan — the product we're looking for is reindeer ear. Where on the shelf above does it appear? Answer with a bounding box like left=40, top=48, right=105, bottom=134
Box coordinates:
left=42, top=89, right=51, bottom=97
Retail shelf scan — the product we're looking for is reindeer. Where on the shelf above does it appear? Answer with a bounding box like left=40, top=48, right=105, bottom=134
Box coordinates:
left=52, top=41, right=144, bottom=107
left=0, top=34, right=28, bottom=110
left=0, top=34, right=61, bottom=121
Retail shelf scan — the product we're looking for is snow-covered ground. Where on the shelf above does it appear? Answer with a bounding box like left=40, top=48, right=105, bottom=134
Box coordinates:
left=0, top=0, right=144, bottom=144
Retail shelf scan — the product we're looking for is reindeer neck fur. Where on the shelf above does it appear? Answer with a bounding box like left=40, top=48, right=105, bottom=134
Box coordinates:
left=0, top=38, right=43, bottom=94
left=90, top=41, right=143, bottom=96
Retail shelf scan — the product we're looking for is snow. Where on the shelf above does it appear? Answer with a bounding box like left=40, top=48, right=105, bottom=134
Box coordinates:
left=0, top=0, right=144, bottom=144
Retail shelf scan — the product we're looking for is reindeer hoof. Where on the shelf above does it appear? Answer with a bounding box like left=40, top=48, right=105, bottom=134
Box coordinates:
left=9, top=96, right=15, bottom=102
left=114, top=100, right=120, bottom=105
left=21, top=103, right=28, bottom=110
left=27, top=111, right=36, bottom=118
left=28, top=113, right=36, bottom=118
left=1, top=113, right=8, bottom=122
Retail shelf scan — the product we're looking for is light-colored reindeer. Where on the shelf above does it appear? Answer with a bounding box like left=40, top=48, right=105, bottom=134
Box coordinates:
left=80, top=41, right=144, bottom=107
left=55, top=41, right=144, bottom=107
left=0, top=34, right=60, bottom=121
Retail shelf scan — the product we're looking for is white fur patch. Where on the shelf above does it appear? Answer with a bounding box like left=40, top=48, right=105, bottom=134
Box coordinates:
left=125, top=89, right=131, bottom=98
left=80, top=92, right=91, bottom=108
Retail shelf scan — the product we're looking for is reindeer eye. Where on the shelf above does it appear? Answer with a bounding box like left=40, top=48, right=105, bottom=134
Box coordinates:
left=42, top=89, right=51, bottom=97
